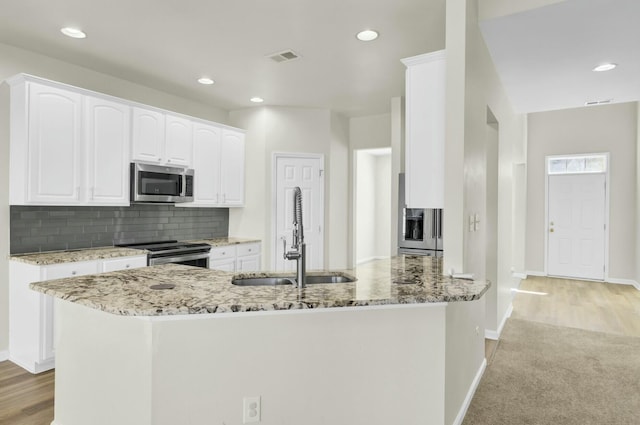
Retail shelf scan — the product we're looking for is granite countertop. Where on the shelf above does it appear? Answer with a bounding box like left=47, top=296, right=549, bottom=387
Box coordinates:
left=9, top=237, right=261, bottom=266
left=30, top=256, right=490, bottom=316
left=187, top=237, right=261, bottom=247
left=10, top=247, right=148, bottom=266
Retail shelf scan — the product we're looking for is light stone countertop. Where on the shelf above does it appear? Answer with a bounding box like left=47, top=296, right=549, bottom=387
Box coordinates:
left=9, top=237, right=261, bottom=266
left=9, top=246, right=148, bottom=266
left=30, top=256, right=490, bottom=316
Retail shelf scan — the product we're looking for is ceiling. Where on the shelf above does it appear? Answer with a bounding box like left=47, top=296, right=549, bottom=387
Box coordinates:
left=0, top=0, right=445, bottom=117
left=480, top=0, right=640, bottom=113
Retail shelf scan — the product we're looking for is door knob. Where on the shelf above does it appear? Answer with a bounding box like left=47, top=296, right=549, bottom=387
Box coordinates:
left=550, top=228, right=555, bottom=233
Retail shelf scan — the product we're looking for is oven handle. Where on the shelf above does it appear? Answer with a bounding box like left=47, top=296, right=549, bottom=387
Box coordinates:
left=149, top=252, right=210, bottom=266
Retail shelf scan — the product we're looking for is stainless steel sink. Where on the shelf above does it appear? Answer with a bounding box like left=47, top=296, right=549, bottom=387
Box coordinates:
left=232, top=274, right=355, bottom=286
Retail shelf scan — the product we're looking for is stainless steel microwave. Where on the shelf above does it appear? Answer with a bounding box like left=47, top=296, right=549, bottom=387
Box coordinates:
left=130, top=163, right=194, bottom=203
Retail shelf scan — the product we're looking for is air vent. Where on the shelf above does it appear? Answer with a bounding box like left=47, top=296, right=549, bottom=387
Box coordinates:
left=267, top=50, right=301, bottom=63
left=585, top=99, right=612, bottom=106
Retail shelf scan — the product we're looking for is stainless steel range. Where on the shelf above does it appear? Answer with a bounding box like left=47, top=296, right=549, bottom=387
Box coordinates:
left=117, top=240, right=211, bottom=267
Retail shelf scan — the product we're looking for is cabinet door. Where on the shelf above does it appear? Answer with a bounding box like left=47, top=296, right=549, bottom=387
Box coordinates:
left=85, top=96, right=131, bottom=205
left=236, top=255, right=261, bottom=272
left=132, top=106, right=165, bottom=163
left=210, top=258, right=236, bottom=272
left=403, top=52, right=445, bottom=208
left=192, top=123, right=222, bottom=205
left=27, top=83, right=83, bottom=204
left=165, top=114, right=193, bottom=167
left=220, top=129, right=245, bottom=206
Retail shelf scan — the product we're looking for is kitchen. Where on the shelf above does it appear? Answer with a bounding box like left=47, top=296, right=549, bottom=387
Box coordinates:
left=2, top=0, right=640, bottom=424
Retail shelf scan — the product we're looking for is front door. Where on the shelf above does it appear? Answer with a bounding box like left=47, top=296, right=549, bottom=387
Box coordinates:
left=273, top=154, right=324, bottom=271
left=547, top=173, right=606, bottom=280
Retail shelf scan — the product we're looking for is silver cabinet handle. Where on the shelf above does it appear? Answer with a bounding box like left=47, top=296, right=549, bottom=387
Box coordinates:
left=71, top=271, right=77, bottom=275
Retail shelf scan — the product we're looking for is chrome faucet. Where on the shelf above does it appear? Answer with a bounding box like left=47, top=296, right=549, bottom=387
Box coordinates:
left=282, top=187, right=306, bottom=288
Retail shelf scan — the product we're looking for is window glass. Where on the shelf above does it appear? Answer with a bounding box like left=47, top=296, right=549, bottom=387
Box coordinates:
left=548, top=155, right=606, bottom=175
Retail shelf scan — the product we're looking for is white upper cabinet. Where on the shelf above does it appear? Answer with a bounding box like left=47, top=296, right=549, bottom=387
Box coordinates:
left=19, top=82, right=83, bottom=204
left=191, top=122, right=222, bottom=205
left=8, top=76, right=130, bottom=206
left=183, top=124, right=245, bottom=207
left=85, top=96, right=131, bottom=205
left=8, top=74, right=244, bottom=207
left=131, top=106, right=165, bottom=164
left=220, top=129, right=245, bottom=206
left=132, top=107, right=193, bottom=167
left=164, top=114, right=193, bottom=167
left=401, top=50, right=446, bottom=209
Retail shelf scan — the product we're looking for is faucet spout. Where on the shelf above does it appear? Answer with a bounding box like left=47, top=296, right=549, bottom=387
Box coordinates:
left=283, top=187, right=306, bottom=288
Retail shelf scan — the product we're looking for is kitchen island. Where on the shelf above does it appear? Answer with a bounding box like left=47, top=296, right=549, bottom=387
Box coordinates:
left=31, top=256, right=489, bottom=425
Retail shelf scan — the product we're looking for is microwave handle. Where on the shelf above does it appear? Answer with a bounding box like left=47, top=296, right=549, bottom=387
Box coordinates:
left=179, top=175, right=184, bottom=196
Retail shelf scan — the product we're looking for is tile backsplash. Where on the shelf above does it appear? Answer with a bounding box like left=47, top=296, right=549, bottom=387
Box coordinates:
left=10, top=204, right=229, bottom=254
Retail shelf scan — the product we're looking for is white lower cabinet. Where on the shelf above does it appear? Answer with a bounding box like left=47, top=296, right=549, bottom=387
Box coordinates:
left=209, top=242, right=261, bottom=272
left=9, top=255, right=147, bottom=373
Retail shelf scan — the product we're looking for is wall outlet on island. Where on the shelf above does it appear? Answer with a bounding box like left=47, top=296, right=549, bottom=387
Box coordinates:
left=243, top=396, right=261, bottom=423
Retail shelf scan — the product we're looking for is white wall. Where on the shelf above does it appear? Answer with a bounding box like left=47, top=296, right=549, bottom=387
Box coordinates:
left=391, top=97, right=405, bottom=255
left=637, top=103, right=640, bottom=285
left=228, top=107, right=350, bottom=270
left=446, top=0, right=527, bottom=337
left=0, top=84, right=9, bottom=359
left=355, top=151, right=391, bottom=264
left=375, top=154, right=392, bottom=259
left=0, top=42, right=230, bottom=356
left=525, top=102, right=638, bottom=280
left=349, top=114, right=393, bottom=266
left=329, top=112, right=350, bottom=269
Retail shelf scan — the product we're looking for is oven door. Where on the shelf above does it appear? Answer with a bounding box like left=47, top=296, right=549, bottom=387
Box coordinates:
left=149, top=252, right=210, bottom=268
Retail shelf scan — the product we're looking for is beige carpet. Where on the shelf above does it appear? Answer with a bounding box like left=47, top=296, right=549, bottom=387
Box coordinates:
left=463, top=318, right=640, bottom=425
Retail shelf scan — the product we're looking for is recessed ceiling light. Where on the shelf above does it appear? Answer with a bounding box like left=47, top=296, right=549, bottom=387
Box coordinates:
left=197, top=77, right=215, bottom=85
left=250, top=97, right=264, bottom=103
left=356, top=29, right=379, bottom=42
left=60, top=27, right=86, bottom=39
left=592, top=63, right=617, bottom=72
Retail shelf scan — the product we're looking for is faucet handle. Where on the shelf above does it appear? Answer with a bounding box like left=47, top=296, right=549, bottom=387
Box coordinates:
left=281, top=236, right=287, bottom=259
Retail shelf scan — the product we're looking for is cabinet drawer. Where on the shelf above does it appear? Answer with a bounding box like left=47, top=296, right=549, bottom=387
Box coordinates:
left=102, top=256, right=147, bottom=273
left=237, top=243, right=260, bottom=257
left=43, top=261, right=99, bottom=280
left=209, top=245, right=237, bottom=260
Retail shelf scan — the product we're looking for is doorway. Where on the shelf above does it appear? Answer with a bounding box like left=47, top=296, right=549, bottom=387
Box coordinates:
left=354, top=148, right=392, bottom=265
left=272, top=153, right=324, bottom=271
left=546, top=154, right=608, bottom=280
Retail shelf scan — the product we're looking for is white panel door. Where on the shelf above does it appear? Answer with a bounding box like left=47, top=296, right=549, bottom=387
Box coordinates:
left=85, top=96, right=131, bottom=205
left=547, top=173, right=606, bottom=280
left=274, top=156, right=324, bottom=271
left=27, top=82, right=83, bottom=203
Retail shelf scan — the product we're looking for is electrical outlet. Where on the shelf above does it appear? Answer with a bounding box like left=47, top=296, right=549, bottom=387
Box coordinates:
left=243, top=396, right=261, bottom=423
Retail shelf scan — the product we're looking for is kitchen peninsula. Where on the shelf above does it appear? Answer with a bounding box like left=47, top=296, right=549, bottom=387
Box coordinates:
left=31, top=256, right=489, bottom=425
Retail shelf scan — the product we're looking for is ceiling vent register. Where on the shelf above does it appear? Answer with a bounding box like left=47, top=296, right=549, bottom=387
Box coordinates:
left=267, top=50, right=301, bottom=63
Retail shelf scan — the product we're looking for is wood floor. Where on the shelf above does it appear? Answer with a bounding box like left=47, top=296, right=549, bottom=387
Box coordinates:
left=0, top=361, right=54, bottom=425
left=511, top=276, right=640, bottom=337
left=1, top=275, right=638, bottom=425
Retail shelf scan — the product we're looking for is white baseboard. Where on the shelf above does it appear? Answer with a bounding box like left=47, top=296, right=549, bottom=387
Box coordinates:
left=0, top=350, right=8, bottom=362
left=485, top=303, right=513, bottom=340
left=606, top=278, right=640, bottom=291
left=512, top=272, right=527, bottom=280
left=452, top=358, right=487, bottom=425
left=525, top=270, right=546, bottom=277
left=355, top=256, right=388, bottom=265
